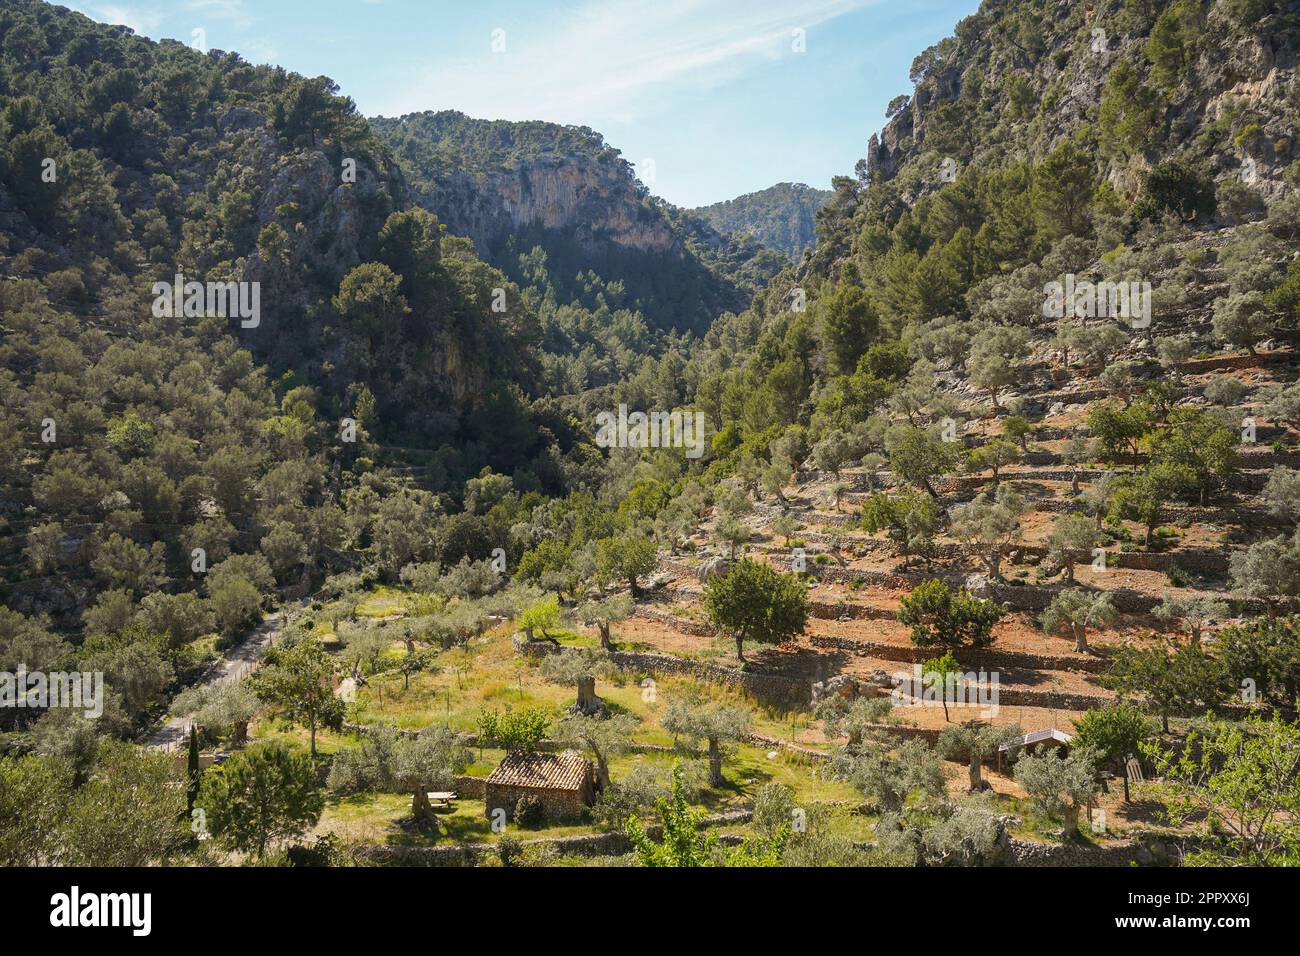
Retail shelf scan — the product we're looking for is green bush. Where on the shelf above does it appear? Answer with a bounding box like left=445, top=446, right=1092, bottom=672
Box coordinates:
left=515, top=793, right=545, bottom=828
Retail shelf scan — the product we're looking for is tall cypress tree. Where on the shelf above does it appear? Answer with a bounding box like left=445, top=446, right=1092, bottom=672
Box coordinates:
left=186, top=724, right=201, bottom=814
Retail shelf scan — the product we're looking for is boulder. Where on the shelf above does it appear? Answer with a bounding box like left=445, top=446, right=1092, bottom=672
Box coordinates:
left=697, top=556, right=732, bottom=583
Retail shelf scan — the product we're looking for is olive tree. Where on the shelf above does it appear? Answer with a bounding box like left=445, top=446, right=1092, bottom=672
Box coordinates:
left=860, top=491, right=940, bottom=568
left=1263, top=467, right=1300, bottom=523
left=554, top=712, right=639, bottom=789
left=966, top=324, right=1031, bottom=409
left=1230, top=533, right=1300, bottom=618
left=831, top=738, right=945, bottom=814
left=662, top=700, right=752, bottom=786
left=540, top=647, right=616, bottom=715
left=1041, top=589, right=1116, bottom=654
left=811, top=429, right=854, bottom=477
left=815, top=695, right=897, bottom=748
left=1212, top=291, right=1273, bottom=354
left=1062, top=435, right=1097, bottom=495
left=1012, top=747, right=1099, bottom=835
left=1046, top=513, right=1105, bottom=583
left=595, top=533, right=657, bottom=598
left=570, top=593, right=634, bottom=650
left=964, top=438, right=1021, bottom=484
left=1263, top=381, right=1300, bottom=432
left=950, top=485, right=1024, bottom=580
left=883, top=424, right=960, bottom=498
left=937, top=722, right=1025, bottom=791
left=1153, top=595, right=1229, bottom=647
left=169, top=680, right=260, bottom=746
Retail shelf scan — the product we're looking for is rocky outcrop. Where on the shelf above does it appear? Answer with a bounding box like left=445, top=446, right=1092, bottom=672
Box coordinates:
left=430, top=156, right=675, bottom=258
left=862, top=3, right=1299, bottom=209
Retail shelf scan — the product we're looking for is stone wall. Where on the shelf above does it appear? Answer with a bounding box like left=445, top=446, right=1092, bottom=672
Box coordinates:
left=1004, top=836, right=1145, bottom=867
left=452, top=774, right=485, bottom=798
left=635, top=605, right=715, bottom=636
left=808, top=634, right=1110, bottom=674
left=744, top=732, right=832, bottom=763
left=517, top=641, right=812, bottom=707
left=486, top=780, right=589, bottom=823
left=352, top=808, right=753, bottom=866
left=808, top=601, right=894, bottom=622
left=1179, top=350, right=1296, bottom=374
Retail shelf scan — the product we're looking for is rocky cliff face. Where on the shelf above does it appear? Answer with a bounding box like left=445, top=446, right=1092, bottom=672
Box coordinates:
left=428, top=153, right=676, bottom=259
left=864, top=0, right=1300, bottom=204
left=370, top=110, right=775, bottom=332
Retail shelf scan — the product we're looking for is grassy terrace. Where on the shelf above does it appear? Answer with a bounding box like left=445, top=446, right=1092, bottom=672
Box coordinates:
left=242, top=580, right=1165, bottom=858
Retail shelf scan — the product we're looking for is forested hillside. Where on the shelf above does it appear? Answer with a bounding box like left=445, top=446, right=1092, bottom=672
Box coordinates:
left=5, top=0, right=1300, bottom=874
left=371, top=111, right=785, bottom=335
left=0, top=1, right=622, bottom=699
left=671, top=0, right=1300, bottom=450
left=693, top=182, right=831, bottom=261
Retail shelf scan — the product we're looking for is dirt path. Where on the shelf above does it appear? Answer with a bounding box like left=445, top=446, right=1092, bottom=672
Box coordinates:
left=144, top=603, right=298, bottom=750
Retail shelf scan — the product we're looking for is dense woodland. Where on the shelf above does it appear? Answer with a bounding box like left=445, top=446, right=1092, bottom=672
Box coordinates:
left=3, top=0, right=1300, bottom=869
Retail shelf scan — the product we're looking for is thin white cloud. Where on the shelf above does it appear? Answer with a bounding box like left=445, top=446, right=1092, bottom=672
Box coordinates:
left=377, top=0, right=877, bottom=126
left=81, top=3, right=164, bottom=35
left=186, top=0, right=256, bottom=30
left=240, top=37, right=281, bottom=64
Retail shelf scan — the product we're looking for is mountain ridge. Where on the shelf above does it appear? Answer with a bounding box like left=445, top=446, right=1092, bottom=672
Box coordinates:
left=692, top=181, right=832, bottom=262
left=370, top=109, right=786, bottom=335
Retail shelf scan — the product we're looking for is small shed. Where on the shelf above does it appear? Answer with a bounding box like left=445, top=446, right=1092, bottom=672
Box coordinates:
left=484, top=749, right=597, bottom=823
left=996, top=728, right=1074, bottom=771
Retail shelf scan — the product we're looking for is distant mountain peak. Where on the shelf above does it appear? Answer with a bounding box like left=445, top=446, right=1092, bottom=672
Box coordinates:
left=691, top=182, right=832, bottom=261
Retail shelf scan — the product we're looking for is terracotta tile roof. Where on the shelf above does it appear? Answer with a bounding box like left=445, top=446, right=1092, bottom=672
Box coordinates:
left=486, top=749, right=590, bottom=791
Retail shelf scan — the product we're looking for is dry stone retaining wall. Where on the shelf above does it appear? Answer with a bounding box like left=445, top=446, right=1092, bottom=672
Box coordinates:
left=518, top=641, right=812, bottom=707
left=353, top=809, right=753, bottom=865
left=808, top=634, right=1110, bottom=674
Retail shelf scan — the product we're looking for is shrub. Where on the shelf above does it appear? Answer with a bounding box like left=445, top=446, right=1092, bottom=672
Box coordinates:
left=514, top=793, right=545, bottom=828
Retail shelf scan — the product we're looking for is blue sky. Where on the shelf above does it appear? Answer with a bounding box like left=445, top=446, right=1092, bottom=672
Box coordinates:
left=63, top=0, right=981, bottom=207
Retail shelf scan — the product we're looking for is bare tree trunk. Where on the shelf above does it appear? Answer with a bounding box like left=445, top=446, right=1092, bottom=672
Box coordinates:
left=1073, top=623, right=1090, bottom=654
left=597, top=621, right=612, bottom=650
left=708, top=737, right=724, bottom=787
left=576, top=675, right=601, bottom=714
left=1064, top=803, right=1081, bottom=836
left=986, top=550, right=1002, bottom=581
left=968, top=755, right=985, bottom=791
left=411, top=790, right=442, bottom=838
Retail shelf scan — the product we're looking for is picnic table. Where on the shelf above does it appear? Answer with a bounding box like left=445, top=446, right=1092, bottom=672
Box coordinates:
left=425, top=791, right=458, bottom=812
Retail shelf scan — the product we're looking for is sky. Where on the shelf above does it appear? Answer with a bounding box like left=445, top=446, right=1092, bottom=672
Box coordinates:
left=62, top=0, right=983, bottom=208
